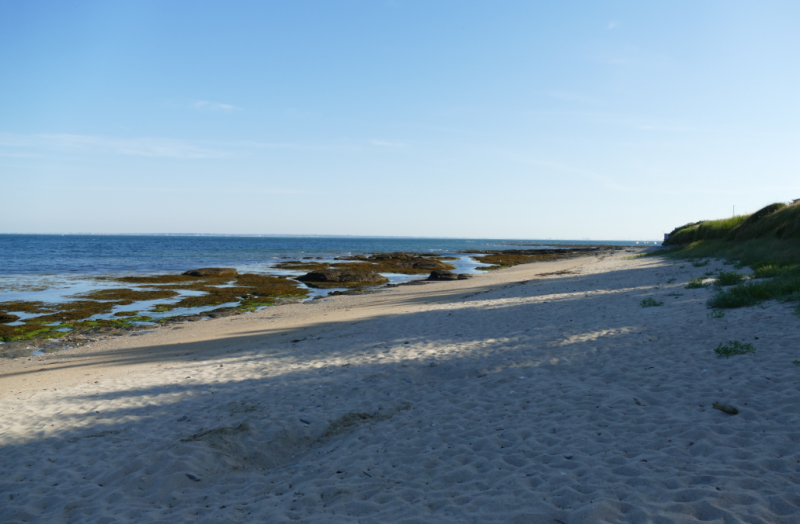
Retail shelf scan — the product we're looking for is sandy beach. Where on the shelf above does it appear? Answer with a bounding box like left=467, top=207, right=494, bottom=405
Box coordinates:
left=2, top=249, right=799, bottom=523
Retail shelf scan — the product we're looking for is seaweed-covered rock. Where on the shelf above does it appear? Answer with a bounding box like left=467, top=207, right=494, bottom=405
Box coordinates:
left=457, top=273, right=473, bottom=280
left=296, top=270, right=389, bottom=288
left=428, top=270, right=459, bottom=281
left=0, top=312, right=20, bottom=323
left=182, top=268, right=238, bottom=277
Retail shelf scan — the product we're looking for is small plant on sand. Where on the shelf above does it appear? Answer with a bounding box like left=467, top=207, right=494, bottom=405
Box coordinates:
left=685, top=278, right=708, bottom=289
left=785, top=291, right=800, bottom=302
left=793, top=360, right=800, bottom=366
left=707, top=309, right=725, bottom=319
left=624, top=253, right=648, bottom=260
left=794, top=305, right=800, bottom=318
left=640, top=297, right=664, bottom=308
left=692, top=259, right=710, bottom=267
left=716, top=271, right=745, bottom=287
left=666, top=292, right=683, bottom=297
left=714, top=341, right=756, bottom=358
left=667, top=278, right=676, bottom=284
left=753, top=265, right=787, bottom=279
left=704, top=271, right=716, bottom=277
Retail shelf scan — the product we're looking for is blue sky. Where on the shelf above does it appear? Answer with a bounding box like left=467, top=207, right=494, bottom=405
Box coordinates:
left=1, top=1, right=799, bottom=239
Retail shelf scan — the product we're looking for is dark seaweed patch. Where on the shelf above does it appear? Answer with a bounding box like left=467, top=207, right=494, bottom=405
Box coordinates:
left=113, top=310, right=140, bottom=317
left=0, top=301, right=54, bottom=314
left=276, top=253, right=456, bottom=276
left=473, top=253, right=564, bottom=271
left=300, top=281, right=385, bottom=289
left=337, top=254, right=455, bottom=275
left=0, top=312, right=20, bottom=323
left=24, top=301, right=120, bottom=324
left=109, top=274, right=235, bottom=285
left=72, top=288, right=179, bottom=304
left=155, top=274, right=307, bottom=310
left=272, top=261, right=331, bottom=271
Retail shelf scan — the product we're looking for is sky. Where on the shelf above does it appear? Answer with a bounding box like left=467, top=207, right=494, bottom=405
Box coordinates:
left=1, top=1, right=799, bottom=240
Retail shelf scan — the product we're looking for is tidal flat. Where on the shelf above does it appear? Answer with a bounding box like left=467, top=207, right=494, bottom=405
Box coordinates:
left=0, top=247, right=618, bottom=356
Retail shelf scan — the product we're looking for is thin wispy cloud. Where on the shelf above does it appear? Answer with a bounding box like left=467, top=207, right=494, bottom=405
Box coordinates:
left=0, top=133, right=227, bottom=159
left=523, top=110, right=707, bottom=134
left=607, top=20, right=619, bottom=30
left=0, top=133, right=401, bottom=160
left=194, top=100, right=240, bottom=111
left=81, top=186, right=305, bottom=195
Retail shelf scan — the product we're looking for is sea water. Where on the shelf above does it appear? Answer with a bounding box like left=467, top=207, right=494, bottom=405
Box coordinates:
left=0, top=235, right=656, bottom=324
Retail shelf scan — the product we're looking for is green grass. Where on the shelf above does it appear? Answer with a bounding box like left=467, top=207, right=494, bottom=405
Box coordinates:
left=714, top=341, right=756, bottom=358
left=753, top=264, right=793, bottom=279
left=664, top=201, right=799, bottom=245
left=652, top=201, right=800, bottom=309
left=685, top=278, right=708, bottom=289
left=623, top=253, right=648, bottom=260
left=707, top=265, right=800, bottom=308
left=707, top=309, right=725, bottom=318
left=640, top=297, right=664, bottom=308
left=692, top=259, right=709, bottom=267
left=716, top=271, right=745, bottom=286
left=793, top=360, right=800, bottom=366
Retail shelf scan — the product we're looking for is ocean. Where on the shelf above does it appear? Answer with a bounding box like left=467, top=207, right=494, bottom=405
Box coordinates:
left=0, top=235, right=654, bottom=276
left=0, top=235, right=656, bottom=329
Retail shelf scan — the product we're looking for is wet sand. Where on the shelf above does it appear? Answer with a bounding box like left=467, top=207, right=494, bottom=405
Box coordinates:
left=2, top=249, right=799, bottom=523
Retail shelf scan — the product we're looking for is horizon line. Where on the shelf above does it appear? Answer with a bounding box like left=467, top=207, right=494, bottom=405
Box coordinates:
left=0, top=232, right=663, bottom=242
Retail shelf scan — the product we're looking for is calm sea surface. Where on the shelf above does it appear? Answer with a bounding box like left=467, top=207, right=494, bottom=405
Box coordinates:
left=0, top=235, right=653, bottom=276
left=0, top=235, right=657, bottom=323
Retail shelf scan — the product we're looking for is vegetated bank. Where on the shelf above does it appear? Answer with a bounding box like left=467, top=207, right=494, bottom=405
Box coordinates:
left=660, top=199, right=800, bottom=309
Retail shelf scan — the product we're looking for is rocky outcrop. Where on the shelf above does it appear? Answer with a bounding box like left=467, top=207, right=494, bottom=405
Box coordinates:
left=428, top=270, right=459, bottom=281
left=182, top=268, right=238, bottom=277
left=428, top=271, right=473, bottom=281
left=296, top=269, right=389, bottom=288
left=0, top=312, right=20, bottom=323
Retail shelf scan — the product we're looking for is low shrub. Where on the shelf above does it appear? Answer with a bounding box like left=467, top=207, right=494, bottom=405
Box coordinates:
left=714, top=341, right=756, bottom=358
left=708, top=267, right=800, bottom=308
left=716, top=271, right=745, bottom=286
left=753, top=264, right=796, bottom=279
left=685, top=278, right=708, bottom=289
left=640, top=297, right=664, bottom=308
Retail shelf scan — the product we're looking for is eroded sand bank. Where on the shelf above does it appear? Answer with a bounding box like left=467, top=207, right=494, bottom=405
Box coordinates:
left=2, top=250, right=799, bottom=523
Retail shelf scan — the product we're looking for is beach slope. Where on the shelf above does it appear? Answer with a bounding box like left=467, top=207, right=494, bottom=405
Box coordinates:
left=1, top=250, right=799, bottom=523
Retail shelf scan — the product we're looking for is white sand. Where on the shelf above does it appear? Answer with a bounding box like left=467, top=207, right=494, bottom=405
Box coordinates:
left=2, top=250, right=799, bottom=523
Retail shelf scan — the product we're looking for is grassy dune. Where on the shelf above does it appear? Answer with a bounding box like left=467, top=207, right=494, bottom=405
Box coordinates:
left=659, top=200, right=800, bottom=310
